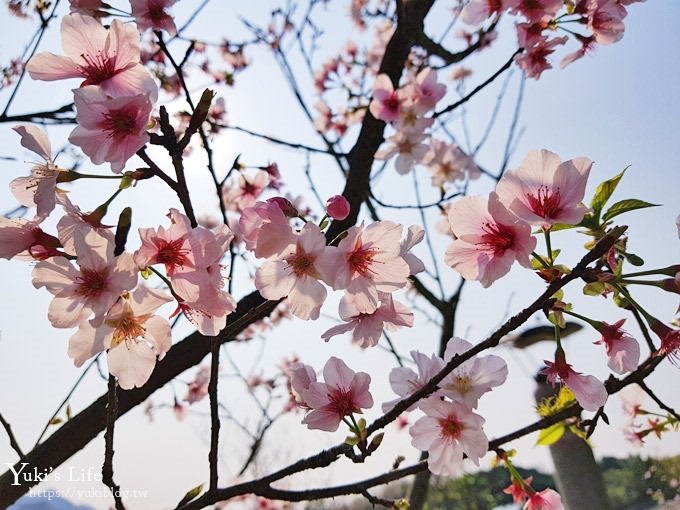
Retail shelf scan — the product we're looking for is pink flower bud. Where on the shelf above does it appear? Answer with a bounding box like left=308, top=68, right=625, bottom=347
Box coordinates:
left=266, top=196, right=298, bottom=217
left=326, top=195, right=350, bottom=220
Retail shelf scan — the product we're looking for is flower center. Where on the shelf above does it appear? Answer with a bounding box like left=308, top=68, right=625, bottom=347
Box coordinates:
left=100, top=108, right=138, bottom=139
left=526, top=185, right=562, bottom=220
left=155, top=237, right=189, bottom=271
left=79, top=51, right=117, bottom=85
left=76, top=267, right=109, bottom=299
left=439, top=415, right=463, bottom=440
left=480, top=221, right=515, bottom=254
left=286, top=252, right=317, bottom=277
left=348, top=243, right=376, bottom=276
left=110, top=314, right=147, bottom=347
left=328, top=388, right=356, bottom=417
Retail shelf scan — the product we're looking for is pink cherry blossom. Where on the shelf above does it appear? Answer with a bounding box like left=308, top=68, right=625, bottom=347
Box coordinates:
left=444, top=192, right=537, bottom=288
left=26, top=14, right=157, bottom=100
left=400, top=224, right=426, bottom=276
left=255, top=223, right=329, bottom=320
left=423, top=139, right=480, bottom=186
left=375, top=129, right=429, bottom=174
left=508, top=0, right=563, bottom=23
left=32, top=228, right=138, bottom=328
left=515, top=36, right=569, bottom=79
left=410, top=397, right=488, bottom=477
left=524, top=488, right=564, bottom=510
left=440, top=337, right=508, bottom=408
left=185, top=365, right=211, bottom=404
left=495, top=149, right=592, bottom=228
left=297, top=357, right=373, bottom=432
left=503, top=477, right=534, bottom=505
left=648, top=320, right=680, bottom=366
left=69, top=86, right=152, bottom=172
left=407, top=68, right=446, bottom=115
left=560, top=34, right=597, bottom=68
left=587, top=0, right=627, bottom=45
left=0, top=216, right=61, bottom=260
left=135, top=208, right=233, bottom=304
left=239, top=200, right=294, bottom=259
left=11, top=124, right=63, bottom=219
left=368, top=74, right=403, bottom=123
left=173, top=268, right=236, bottom=337
left=223, top=170, right=271, bottom=211
left=68, top=285, right=172, bottom=389
left=69, top=0, right=106, bottom=17
left=321, top=293, right=414, bottom=348
left=131, top=0, right=178, bottom=37
left=382, top=351, right=445, bottom=412
left=461, top=0, right=509, bottom=25
left=594, top=319, right=640, bottom=374
left=317, top=221, right=410, bottom=313
left=541, top=351, right=608, bottom=411
left=326, top=195, right=351, bottom=221
left=286, top=361, right=318, bottom=411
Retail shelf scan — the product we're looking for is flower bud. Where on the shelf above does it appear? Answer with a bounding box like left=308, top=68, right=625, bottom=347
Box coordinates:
left=266, top=196, right=298, bottom=217
left=326, top=195, right=350, bottom=220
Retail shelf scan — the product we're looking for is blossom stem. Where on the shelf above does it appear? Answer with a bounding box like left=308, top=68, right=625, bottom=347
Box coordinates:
left=561, top=309, right=600, bottom=330
left=531, top=251, right=552, bottom=270
left=620, top=265, right=678, bottom=278
left=543, top=230, right=554, bottom=265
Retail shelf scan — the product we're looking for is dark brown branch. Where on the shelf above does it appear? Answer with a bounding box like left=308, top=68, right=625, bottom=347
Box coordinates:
left=102, top=376, right=125, bottom=510
left=637, top=380, right=680, bottom=422
left=208, top=338, right=220, bottom=496
left=417, top=19, right=498, bottom=66
left=0, top=412, right=25, bottom=461
left=0, top=103, right=75, bottom=124
left=433, top=49, right=522, bottom=119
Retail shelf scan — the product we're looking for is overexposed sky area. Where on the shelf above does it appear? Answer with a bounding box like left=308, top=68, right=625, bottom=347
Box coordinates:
left=0, top=1, right=679, bottom=509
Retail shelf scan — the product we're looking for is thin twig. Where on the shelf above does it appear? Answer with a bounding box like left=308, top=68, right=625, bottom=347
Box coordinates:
left=0, top=412, right=25, bottom=461
left=102, top=376, right=125, bottom=510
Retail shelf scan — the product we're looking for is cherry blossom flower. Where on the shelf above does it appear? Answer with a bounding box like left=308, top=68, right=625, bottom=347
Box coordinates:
left=423, top=139, right=479, bottom=186
left=239, top=199, right=294, bottom=259
left=317, top=221, right=410, bottom=313
left=131, top=0, right=178, bottom=37
left=255, top=223, right=329, bottom=320
left=524, top=488, right=564, bottom=510
left=185, top=365, right=211, bottom=404
left=135, top=208, right=233, bottom=304
left=173, top=277, right=236, bottom=337
left=286, top=361, right=318, bottom=411
left=68, top=0, right=106, bottom=17
left=383, top=351, right=445, bottom=412
left=69, top=86, right=152, bottom=173
left=55, top=194, right=116, bottom=255
left=375, top=129, right=429, bottom=174
left=444, top=192, right=537, bottom=288
left=593, top=319, right=640, bottom=374
left=26, top=14, right=157, bottom=100
left=400, top=224, right=426, bottom=276
left=503, top=476, right=534, bottom=505
left=648, top=320, right=680, bottom=366
left=495, top=149, right=592, bottom=228
left=0, top=216, right=61, bottom=260
left=68, top=285, right=172, bottom=389
left=321, top=293, right=414, bottom=348
left=407, top=67, right=446, bottom=115
left=541, top=350, right=608, bottom=411
left=11, top=124, right=66, bottom=219
left=561, top=34, right=597, bottom=69
left=514, top=36, right=569, bottom=79
left=440, top=337, right=509, bottom=408
left=296, top=357, right=373, bottom=432
left=461, top=0, right=509, bottom=25
left=326, top=195, right=350, bottom=221
left=32, top=228, right=137, bottom=328
left=369, top=74, right=403, bottom=123
left=223, top=170, right=271, bottom=211
left=508, top=0, right=563, bottom=23
left=410, top=397, right=488, bottom=476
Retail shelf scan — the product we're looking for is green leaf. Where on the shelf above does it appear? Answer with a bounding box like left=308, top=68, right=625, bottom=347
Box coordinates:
left=544, top=223, right=578, bottom=233
left=590, top=169, right=627, bottom=219
left=583, top=281, right=606, bottom=296
left=623, top=252, right=644, bottom=266
left=119, top=174, right=135, bottom=190
left=536, top=422, right=565, bottom=446
left=345, top=435, right=359, bottom=446
left=602, top=199, right=659, bottom=222
left=49, top=417, right=62, bottom=425
left=176, top=484, right=204, bottom=507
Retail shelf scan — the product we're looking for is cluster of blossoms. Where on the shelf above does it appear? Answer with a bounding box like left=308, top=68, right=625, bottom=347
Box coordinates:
left=461, top=0, right=645, bottom=78
left=370, top=67, right=480, bottom=186
left=382, top=337, right=508, bottom=476
left=238, top=195, right=424, bottom=347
